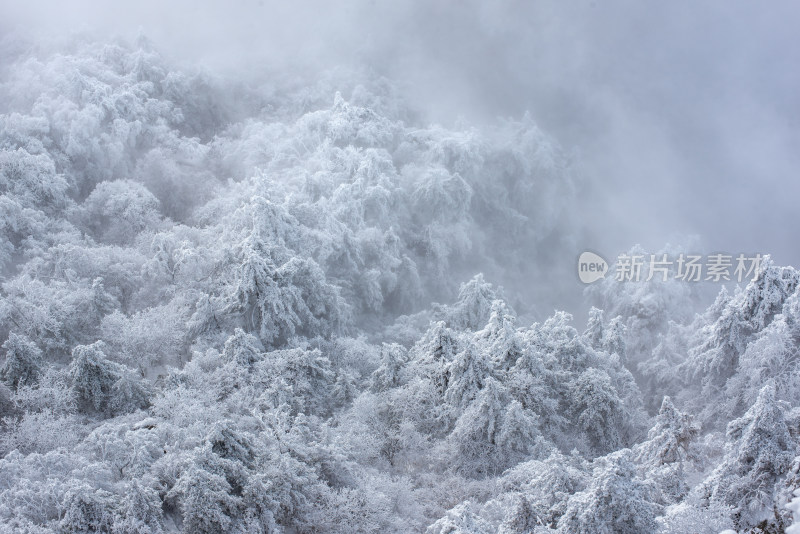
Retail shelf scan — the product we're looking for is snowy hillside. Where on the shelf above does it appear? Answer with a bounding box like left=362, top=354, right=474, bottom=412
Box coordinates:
left=0, top=37, right=799, bottom=534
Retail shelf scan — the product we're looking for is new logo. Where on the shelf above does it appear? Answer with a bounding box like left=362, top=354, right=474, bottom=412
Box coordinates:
left=578, top=251, right=608, bottom=284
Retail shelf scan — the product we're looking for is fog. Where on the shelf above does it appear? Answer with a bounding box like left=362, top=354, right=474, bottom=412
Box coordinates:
left=4, top=4, right=800, bottom=531
left=4, top=0, right=799, bottom=311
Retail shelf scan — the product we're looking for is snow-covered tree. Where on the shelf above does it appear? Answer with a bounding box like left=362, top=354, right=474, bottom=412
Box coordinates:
left=166, top=459, right=243, bottom=533
left=0, top=333, right=43, bottom=390
left=583, top=307, right=605, bottom=350
left=370, top=343, right=407, bottom=392
left=68, top=341, right=147, bottom=415
left=410, top=321, right=459, bottom=396
left=697, top=383, right=794, bottom=530
left=497, top=450, right=589, bottom=528
left=448, top=377, right=542, bottom=475
left=684, top=259, right=799, bottom=401
left=442, top=274, right=501, bottom=331
left=1, top=30, right=798, bottom=534
left=657, top=499, right=734, bottom=534
left=222, top=328, right=264, bottom=368
left=225, top=234, right=346, bottom=347
left=59, top=483, right=117, bottom=533
left=426, top=501, right=493, bottom=534
left=444, top=344, right=493, bottom=413
left=68, top=342, right=122, bottom=413
left=633, top=396, right=699, bottom=503
left=558, top=449, right=661, bottom=534
left=80, top=179, right=163, bottom=244
left=567, top=368, right=625, bottom=455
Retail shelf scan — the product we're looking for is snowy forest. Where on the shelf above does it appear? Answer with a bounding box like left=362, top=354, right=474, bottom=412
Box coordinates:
left=2, top=6, right=800, bottom=534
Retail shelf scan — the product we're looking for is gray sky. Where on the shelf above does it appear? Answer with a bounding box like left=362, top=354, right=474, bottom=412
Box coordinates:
left=4, top=0, right=799, bottom=299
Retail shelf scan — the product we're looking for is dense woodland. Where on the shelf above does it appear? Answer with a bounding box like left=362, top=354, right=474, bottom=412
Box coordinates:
left=1, top=38, right=800, bottom=533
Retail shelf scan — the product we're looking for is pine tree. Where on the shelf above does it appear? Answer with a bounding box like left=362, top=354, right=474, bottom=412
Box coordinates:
left=698, top=383, right=794, bottom=530
left=477, top=299, right=523, bottom=371
left=633, top=396, right=699, bottom=503
left=444, top=344, right=493, bottom=412
left=68, top=342, right=122, bottom=413
left=411, top=321, right=459, bottom=396
left=58, top=483, right=116, bottom=533
left=110, top=371, right=152, bottom=414
left=370, top=343, right=407, bottom=392
left=167, top=461, right=243, bottom=534
left=223, top=328, right=264, bottom=368
left=0, top=333, right=43, bottom=390
left=449, top=376, right=508, bottom=475
left=444, top=274, right=499, bottom=330
left=602, top=316, right=626, bottom=361
left=583, top=307, right=605, bottom=350
left=558, top=449, right=660, bottom=534
left=568, top=368, right=625, bottom=454
left=426, top=501, right=493, bottom=534
left=687, top=258, right=799, bottom=390
left=499, top=449, right=590, bottom=528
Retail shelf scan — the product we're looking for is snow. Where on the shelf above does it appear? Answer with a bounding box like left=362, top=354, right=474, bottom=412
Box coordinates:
left=0, top=34, right=797, bottom=534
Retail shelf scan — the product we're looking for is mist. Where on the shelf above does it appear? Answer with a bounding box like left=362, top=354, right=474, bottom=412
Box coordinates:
left=2, top=2, right=800, bottom=532
left=5, top=0, right=799, bottom=313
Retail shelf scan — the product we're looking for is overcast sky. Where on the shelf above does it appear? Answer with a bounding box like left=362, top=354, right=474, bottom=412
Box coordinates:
left=4, top=0, right=799, bottom=279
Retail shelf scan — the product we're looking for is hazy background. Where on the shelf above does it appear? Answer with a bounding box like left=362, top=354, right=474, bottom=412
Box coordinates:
left=3, top=0, right=799, bottom=315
